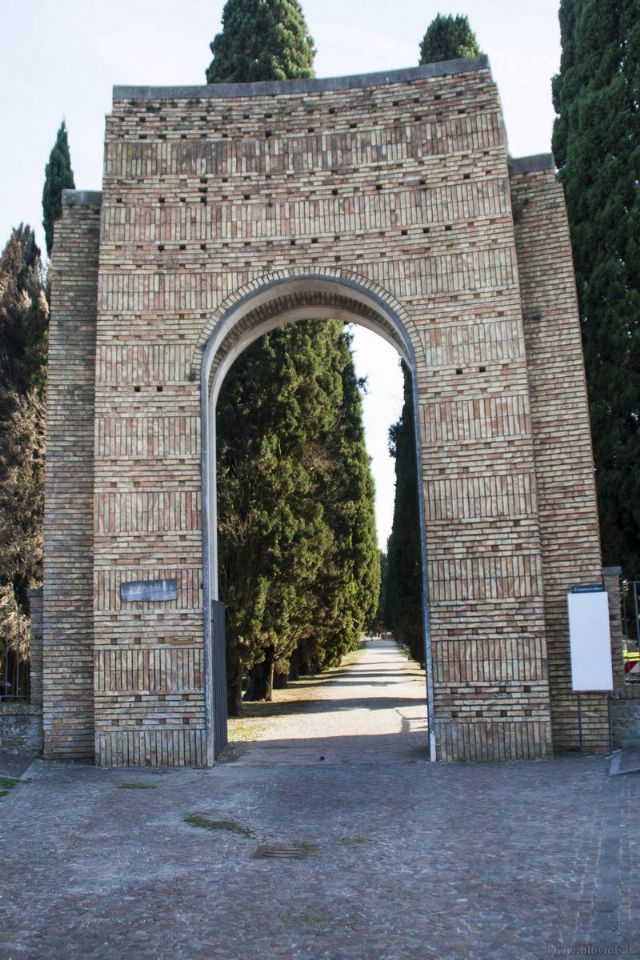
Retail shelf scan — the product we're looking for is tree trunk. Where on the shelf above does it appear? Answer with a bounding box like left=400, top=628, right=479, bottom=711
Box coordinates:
left=273, top=664, right=289, bottom=689
left=227, top=661, right=244, bottom=717
left=288, top=648, right=300, bottom=681
left=244, top=645, right=275, bottom=701
left=263, top=647, right=275, bottom=701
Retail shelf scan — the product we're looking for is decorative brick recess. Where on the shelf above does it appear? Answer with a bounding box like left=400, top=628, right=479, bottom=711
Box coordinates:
left=43, top=60, right=612, bottom=765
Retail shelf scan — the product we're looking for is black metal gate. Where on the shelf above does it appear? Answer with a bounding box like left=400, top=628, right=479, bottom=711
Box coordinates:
left=622, top=580, right=640, bottom=646
left=0, top=645, right=30, bottom=701
left=211, top=599, right=228, bottom=758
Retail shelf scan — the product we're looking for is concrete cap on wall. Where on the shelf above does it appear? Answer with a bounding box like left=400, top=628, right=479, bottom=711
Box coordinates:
left=113, top=56, right=490, bottom=102
left=509, top=154, right=556, bottom=175
left=62, top=190, right=103, bottom=206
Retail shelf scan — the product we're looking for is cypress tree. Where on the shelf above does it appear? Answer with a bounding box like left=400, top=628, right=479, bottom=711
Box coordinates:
left=210, top=0, right=379, bottom=709
left=219, top=319, right=379, bottom=708
left=552, top=0, right=640, bottom=574
left=386, top=363, right=424, bottom=666
left=376, top=551, right=389, bottom=632
left=42, top=121, right=75, bottom=258
left=419, top=13, right=482, bottom=65
left=206, top=0, right=315, bottom=83
left=331, top=332, right=380, bottom=649
left=294, top=329, right=380, bottom=676
left=0, top=227, right=48, bottom=681
left=217, top=321, right=332, bottom=708
left=0, top=226, right=49, bottom=404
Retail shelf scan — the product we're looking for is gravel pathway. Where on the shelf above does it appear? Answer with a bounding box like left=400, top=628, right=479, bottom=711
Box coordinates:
left=229, top=637, right=429, bottom=765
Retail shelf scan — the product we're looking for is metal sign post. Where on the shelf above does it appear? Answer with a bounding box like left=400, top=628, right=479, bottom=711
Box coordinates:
left=568, top=583, right=614, bottom=752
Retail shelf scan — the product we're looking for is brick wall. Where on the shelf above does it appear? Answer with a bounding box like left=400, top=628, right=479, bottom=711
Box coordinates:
left=43, top=61, right=610, bottom=764
left=42, top=195, right=100, bottom=760
left=511, top=161, right=609, bottom=751
left=92, top=60, right=552, bottom=763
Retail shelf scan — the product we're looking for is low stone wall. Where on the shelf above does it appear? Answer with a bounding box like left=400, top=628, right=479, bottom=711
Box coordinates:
left=611, top=685, right=640, bottom=747
left=611, top=687, right=640, bottom=747
left=0, top=703, right=43, bottom=755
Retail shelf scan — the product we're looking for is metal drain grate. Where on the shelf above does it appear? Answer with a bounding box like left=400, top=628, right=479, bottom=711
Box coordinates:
left=252, top=845, right=311, bottom=859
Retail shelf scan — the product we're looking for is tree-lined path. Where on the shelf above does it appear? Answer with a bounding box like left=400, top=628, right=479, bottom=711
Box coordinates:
left=228, top=638, right=429, bottom=765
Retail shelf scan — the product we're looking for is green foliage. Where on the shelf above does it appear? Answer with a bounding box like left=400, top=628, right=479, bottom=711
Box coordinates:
left=376, top=551, right=389, bottom=628
left=117, top=782, right=158, bottom=790
left=0, top=227, right=48, bottom=398
left=0, top=226, right=48, bottom=673
left=0, top=776, right=20, bottom=799
left=293, top=329, right=380, bottom=675
left=206, top=0, right=315, bottom=83
left=42, top=121, right=75, bottom=258
left=419, top=13, right=481, bottom=64
left=218, top=322, right=332, bottom=704
left=385, top=363, right=424, bottom=665
left=209, top=0, right=378, bottom=709
left=0, top=391, right=45, bottom=643
left=552, top=0, right=640, bottom=575
left=184, top=814, right=255, bottom=837
left=218, top=321, right=380, bottom=707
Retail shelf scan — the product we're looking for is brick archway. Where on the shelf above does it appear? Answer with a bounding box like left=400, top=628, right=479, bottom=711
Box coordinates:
left=43, top=60, right=611, bottom=767
left=199, top=273, right=435, bottom=764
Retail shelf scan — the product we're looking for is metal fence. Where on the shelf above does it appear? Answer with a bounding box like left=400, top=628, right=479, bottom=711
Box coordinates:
left=0, top=643, right=30, bottom=701
left=212, top=600, right=228, bottom=759
left=621, top=579, right=640, bottom=683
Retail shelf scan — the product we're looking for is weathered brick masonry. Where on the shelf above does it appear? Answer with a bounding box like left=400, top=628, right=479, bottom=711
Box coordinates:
left=511, top=160, right=608, bottom=751
left=44, top=58, right=611, bottom=765
left=44, top=194, right=100, bottom=759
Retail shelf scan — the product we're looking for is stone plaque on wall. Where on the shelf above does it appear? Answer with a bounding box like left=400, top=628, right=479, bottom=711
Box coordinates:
left=120, top=579, right=177, bottom=603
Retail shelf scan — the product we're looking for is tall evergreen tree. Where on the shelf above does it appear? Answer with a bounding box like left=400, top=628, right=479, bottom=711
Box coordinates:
left=376, top=551, right=389, bottom=631
left=218, top=321, right=334, bottom=710
left=42, top=121, right=75, bottom=259
left=332, top=332, right=380, bottom=642
left=293, top=329, right=380, bottom=677
left=218, top=320, right=379, bottom=709
left=209, top=0, right=379, bottom=709
left=419, top=13, right=482, bottom=65
left=0, top=227, right=48, bottom=681
left=552, top=0, right=640, bottom=574
left=0, top=227, right=49, bottom=404
left=386, top=363, right=424, bottom=666
left=206, top=0, right=315, bottom=83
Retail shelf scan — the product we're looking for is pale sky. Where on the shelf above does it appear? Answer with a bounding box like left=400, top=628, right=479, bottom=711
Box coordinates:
left=0, top=0, right=562, bottom=549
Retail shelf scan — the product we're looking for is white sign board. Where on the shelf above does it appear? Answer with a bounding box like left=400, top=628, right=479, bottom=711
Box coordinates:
left=567, top=590, right=613, bottom=691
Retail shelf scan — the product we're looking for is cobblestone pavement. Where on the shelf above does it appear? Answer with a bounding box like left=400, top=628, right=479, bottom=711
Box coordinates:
left=1, top=647, right=639, bottom=960
left=231, top=637, right=429, bottom=764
